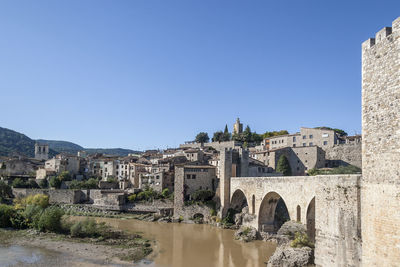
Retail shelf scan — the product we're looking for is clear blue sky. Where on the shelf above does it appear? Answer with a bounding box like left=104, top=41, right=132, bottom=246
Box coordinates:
left=1, top=1, right=399, bottom=150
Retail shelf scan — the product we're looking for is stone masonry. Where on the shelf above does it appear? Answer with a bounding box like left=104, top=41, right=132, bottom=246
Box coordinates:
left=361, top=16, right=400, bottom=266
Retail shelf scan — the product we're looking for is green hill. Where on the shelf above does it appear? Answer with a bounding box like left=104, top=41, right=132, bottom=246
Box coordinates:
left=84, top=148, right=141, bottom=156
left=0, top=127, right=141, bottom=157
left=0, top=127, right=36, bottom=157
left=36, top=139, right=84, bottom=155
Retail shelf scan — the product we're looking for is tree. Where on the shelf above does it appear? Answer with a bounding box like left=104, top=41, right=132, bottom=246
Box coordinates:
left=12, top=178, right=27, bottom=188
left=38, top=179, right=48, bottom=189
left=27, top=180, right=39, bottom=189
left=276, top=155, right=292, bottom=176
left=222, top=125, right=231, bottom=141
left=49, top=176, right=61, bottom=189
left=195, top=132, right=209, bottom=144
left=251, top=132, right=263, bottom=145
left=262, top=130, right=289, bottom=139
left=0, top=181, right=12, bottom=201
left=212, top=131, right=224, bottom=142
left=242, top=125, right=252, bottom=143
left=57, top=171, right=71, bottom=182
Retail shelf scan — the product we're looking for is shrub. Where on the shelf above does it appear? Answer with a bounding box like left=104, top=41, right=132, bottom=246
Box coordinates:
left=38, top=179, right=48, bottom=189
left=290, top=232, right=314, bottom=248
left=27, top=180, right=39, bottom=189
left=128, top=194, right=137, bottom=203
left=84, top=178, right=98, bottom=189
left=0, top=181, right=12, bottom=200
left=136, top=192, right=146, bottom=201
left=58, top=171, right=72, bottom=182
left=0, top=204, right=15, bottom=228
left=161, top=188, right=169, bottom=198
left=9, top=211, right=28, bottom=229
left=191, top=190, right=214, bottom=202
left=14, top=194, right=49, bottom=209
left=36, top=207, right=64, bottom=232
left=49, top=176, right=61, bottom=189
left=210, top=208, right=217, bottom=216
left=68, top=178, right=98, bottom=190
left=106, top=176, right=117, bottom=183
left=70, top=218, right=98, bottom=238
left=12, top=178, right=27, bottom=188
left=221, top=208, right=237, bottom=226
left=70, top=219, right=121, bottom=239
left=23, top=204, right=44, bottom=227
left=308, top=165, right=361, bottom=176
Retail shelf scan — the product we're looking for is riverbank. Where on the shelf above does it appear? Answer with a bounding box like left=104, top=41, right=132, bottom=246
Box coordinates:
left=0, top=227, right=154, bottom=266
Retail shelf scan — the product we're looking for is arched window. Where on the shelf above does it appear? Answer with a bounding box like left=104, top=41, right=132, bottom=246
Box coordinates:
left=252, top=195, right=255, bottom=214
left=296, top=205, right=301, bottom=222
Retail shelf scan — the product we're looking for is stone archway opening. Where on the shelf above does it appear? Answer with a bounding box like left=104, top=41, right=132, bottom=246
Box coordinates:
left=230, top=189, right=248, bottom=213
left=306, top=197, right=316, bottom=243
left=258, top=192, right=290, bottom=233
left=193, top=213, right=205, bottom=224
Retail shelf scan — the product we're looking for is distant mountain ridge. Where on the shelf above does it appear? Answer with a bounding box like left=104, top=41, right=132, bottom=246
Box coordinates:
left=0, top=127, right=141, bottom=157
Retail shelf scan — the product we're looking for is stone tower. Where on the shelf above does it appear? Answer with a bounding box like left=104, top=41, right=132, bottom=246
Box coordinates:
left=233, top=118, right=243, bottom=135
left=34, top=143, right=49, bottom=161
left=219, top=148, right=232, bottom=217
left=361, top=17, right=400, bottom=266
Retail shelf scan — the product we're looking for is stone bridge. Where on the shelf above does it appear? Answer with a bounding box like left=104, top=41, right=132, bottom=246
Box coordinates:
left=230, top=174, right=362, bottom=266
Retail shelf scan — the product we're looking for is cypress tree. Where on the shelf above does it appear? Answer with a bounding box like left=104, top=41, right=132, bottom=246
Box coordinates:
left=276, top=155, right=292, bottom=176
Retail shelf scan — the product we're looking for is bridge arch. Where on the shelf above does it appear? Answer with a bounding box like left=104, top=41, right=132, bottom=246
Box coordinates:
left=306, top=197, right=316, bottom=243
left=258, top=191, right=290, bottom=233
left=230, top=189, right=248, bottom=212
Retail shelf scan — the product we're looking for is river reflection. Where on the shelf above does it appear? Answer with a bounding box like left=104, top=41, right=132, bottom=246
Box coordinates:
left=90, top=217, right=276, bottom=267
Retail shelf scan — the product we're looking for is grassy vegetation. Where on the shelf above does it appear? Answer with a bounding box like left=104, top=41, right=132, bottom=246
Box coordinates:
left=290, top=232, right=314, bottom=248
left=308, top=165, right=361, bottom=176
left=0, top=194, right=153, bottom=262
left=128, top=187, right=172, bottom=203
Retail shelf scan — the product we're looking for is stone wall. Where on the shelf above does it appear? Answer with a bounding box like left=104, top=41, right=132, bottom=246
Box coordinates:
left=325, top=143, right=362, bottom=168
left=89, top=190, right=125, bottom=211
left=174, top=204, right=213, bottom=222
left=12, top=188, right=87, bottom=204
left=125, top=199, right=174, bottom=214
left=98, top=181, right=119, bottom=189
left=361, top=16, right=400, bottom=266
left=314, top=175, right=361, bottom=267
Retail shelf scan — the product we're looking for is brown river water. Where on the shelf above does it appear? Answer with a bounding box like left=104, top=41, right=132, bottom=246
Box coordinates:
left=0, top=217, right=277, bottom=267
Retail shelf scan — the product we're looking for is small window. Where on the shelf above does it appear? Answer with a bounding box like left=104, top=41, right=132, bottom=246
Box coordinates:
left=293, top=136, right=296, bottom=142
left=186, top=174, right=191, bottom=179
left=303, top=143, right=306, bottom=147
left=323, top=141, right=328, bottom=145
left=192, top=174, right=196, bottom=179
left=309, top=135, right=313, bottom=139
left=309, top=142, right=313, bottom=146
left=293, top=144, right=296, bottom=147
left=303, top=135, right=306, bottom=139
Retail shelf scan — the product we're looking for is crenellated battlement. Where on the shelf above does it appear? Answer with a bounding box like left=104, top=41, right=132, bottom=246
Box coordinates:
left=362, top=16, right=400, bottom=49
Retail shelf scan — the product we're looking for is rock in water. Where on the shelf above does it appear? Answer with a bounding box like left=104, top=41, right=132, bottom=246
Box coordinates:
left=277, top=221, right=306, bottom=238
left=267, top=247, right=313, bottom=267
left=234, top=226, right=258, bottom=242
